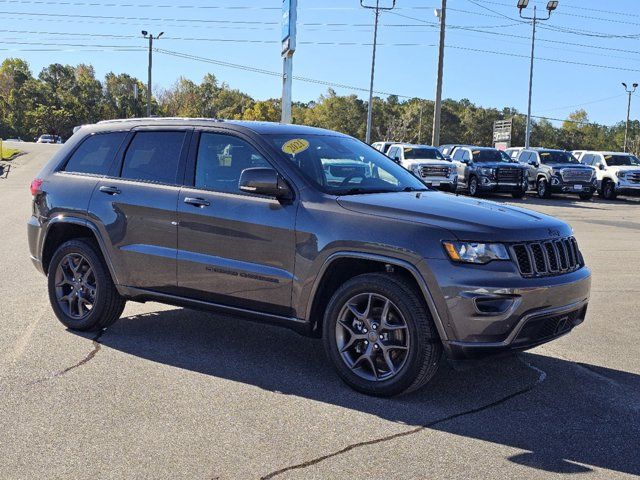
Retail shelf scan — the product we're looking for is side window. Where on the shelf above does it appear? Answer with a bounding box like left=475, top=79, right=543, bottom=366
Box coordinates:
left=462, top=150, right=471, bottom=161
left=121, top=131, right=185, bottom=184
left=581, top=154, right=593, bottom=165
left=452, top=149, right=462, bottom=161
left=596, top=155, right=606, bottom=167
left=519, top=151, right=529, bottom=163
left=195, top=133, right=269, bottom=194
left=63, top=132, right=126, bottom=175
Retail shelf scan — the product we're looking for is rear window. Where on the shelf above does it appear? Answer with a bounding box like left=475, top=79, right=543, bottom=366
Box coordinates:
left=63, top=132, right=126, bottom=175
left=121, top=131, right=185, bottom=184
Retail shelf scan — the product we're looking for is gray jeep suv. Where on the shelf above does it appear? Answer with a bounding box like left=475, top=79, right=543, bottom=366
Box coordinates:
left=28, top=119, right=591, bottom=396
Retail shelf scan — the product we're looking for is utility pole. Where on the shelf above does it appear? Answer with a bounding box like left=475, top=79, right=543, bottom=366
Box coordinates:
left=622, top=82, right=637, bottom=152
left=141, top=30, right=163, bottom=117
left=281, top=0, right=298, bottom=123
left=431, top=0, right=446, bottom=147
left=361, top=0, right=396, bottom=144
left=518, top=0, right=557, bottom=149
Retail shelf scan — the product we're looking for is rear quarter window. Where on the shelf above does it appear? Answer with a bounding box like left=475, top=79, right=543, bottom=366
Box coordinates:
left=63, top=132, right=126, bottom=175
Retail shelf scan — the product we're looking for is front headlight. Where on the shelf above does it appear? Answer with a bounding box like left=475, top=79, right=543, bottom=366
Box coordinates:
left=617, top=171, right=626, bottom=179
left=443, top=242, right=510, bottom=264
left=479, top=167, right=495, bottom=176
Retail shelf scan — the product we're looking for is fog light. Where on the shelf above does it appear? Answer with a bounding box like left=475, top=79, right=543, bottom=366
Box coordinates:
left=551, top=177, right=561, bottom=185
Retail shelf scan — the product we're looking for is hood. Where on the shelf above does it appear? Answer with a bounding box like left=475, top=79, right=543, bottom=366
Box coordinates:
left=474, top=162, right=527, bottom=169
left=546, top=163, right=593, bottom=170
left=337, top=191, right=571, bottom=242
left=402, top=159, right=452, bottom=169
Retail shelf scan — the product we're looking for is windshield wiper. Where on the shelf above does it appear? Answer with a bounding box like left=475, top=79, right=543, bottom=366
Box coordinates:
left=402, top=186, right=430, bottom=192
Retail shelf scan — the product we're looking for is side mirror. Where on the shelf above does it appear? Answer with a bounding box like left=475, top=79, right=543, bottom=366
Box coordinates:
left=528, top=160, right=539, bottom=167
left=239, top=168, right=292, bottom=200
left=598, top=163, right=605, bottom=170
left=461, top=158, right=470, bottom=164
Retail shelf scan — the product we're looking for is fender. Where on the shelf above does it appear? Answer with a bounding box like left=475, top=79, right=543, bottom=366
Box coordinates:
left=42, top=215, right=121, bottom=286
left=305, top=251, right=449, bottom=342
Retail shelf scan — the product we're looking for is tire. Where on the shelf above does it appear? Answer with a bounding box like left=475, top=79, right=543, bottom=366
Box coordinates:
left=601, top=180, right=617, bottom=200
left=468, top=176, right=480, bottom=197
left=47, top=238, right=126, bottom=331
left=322, top=273, right=442, bottom=397
left=511, top=189, right=526, bottom=199
left=579, top=192, right=593, bottom=201
left=537, top=178, right=551, bottom=199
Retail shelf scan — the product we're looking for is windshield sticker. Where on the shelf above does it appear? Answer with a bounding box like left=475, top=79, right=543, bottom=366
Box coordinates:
left=282, top=138, right=309, bottom=155
left=472, top=150, right=480, bottom=155
left=605, top=155, right=612, bottom=159
left=540, top=152, right=550, bottom=156
left=404, top=147, right=413, bottom=153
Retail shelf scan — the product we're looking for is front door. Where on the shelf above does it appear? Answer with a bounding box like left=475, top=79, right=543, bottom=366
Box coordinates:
left=89, top=129, right=191, bottom=292
left=177, top=131, right=297, bottom=317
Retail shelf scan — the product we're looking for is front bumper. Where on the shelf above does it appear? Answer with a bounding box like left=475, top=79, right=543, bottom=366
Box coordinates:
left=419, top=258, right=591, bottom=359
left=478, top=178, right=527, bottom=193
left=615, top=183, right=640, bottom=196
left=422, top=177, right=457, bottom=191
left=27, top=214, right=46, bottom=274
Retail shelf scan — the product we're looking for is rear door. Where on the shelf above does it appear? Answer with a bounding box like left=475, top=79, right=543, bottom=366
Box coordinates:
left=176, top=130, right=297, bottom=317
left=89, top=128, right=191, bottom=291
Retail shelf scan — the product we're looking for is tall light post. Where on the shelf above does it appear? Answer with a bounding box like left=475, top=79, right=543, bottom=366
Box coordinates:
left=431, top=0, right=446, bottom=147
left=141, top=30, right=163, bottom=117
left=518, top=0, right=557, bottom=149
left=622, top=82, right=637, bottom=152
left=361, top=0, right=396, bottom=144
left=281, top=0, right=298, bottom=124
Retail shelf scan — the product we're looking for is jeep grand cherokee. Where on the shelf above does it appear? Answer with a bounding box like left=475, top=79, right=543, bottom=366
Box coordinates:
left=28, top=119, right=591, bottom=396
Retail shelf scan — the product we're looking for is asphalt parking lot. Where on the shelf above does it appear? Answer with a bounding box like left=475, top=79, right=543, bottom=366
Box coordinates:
left=1, top=143, right=639, bottom=480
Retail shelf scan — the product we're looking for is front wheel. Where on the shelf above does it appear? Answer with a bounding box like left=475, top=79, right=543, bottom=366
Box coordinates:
left=47, top=238, right=126, bottom=331
left=601, top=180, right=617, bottom=200
left=512, top=189, right=527, bottom=199
left=468, top=176, right=480, bottom=197
left=537, top=178, right=551, bottom=199
left=579, top=192, right=593, bottom=201
left=323, top=273, right=442, bottom=397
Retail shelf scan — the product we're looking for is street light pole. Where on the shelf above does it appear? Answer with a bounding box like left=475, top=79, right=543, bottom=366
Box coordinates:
left=622, top=82, right=637, bottom=152
left=518, top=0, right=557, bottom=149
left=361, top=0, right=396, bottom=144
left=432, top=0, right=446, bottom=147
left=141, top=30, right=163, bottom=117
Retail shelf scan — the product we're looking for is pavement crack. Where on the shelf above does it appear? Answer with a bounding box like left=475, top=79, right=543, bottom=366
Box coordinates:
left=260, top=357, right=547, bottom=480
left=28, top=329, right=106, bottom=385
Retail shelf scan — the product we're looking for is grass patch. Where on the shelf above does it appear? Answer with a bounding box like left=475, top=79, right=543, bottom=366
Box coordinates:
left=1, top=147, right=20, bottom=160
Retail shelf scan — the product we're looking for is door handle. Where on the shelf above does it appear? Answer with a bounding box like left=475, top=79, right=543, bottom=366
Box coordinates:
left=184, top=197, right=210, bottom=207
left=99, top=185, right=121, bottom=195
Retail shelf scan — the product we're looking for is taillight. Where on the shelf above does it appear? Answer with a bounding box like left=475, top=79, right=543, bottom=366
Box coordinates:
left=30, top=178, right=43, bottom=196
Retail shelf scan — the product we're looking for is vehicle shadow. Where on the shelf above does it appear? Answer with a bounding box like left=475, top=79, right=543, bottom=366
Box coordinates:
left=507, top=194, right=640, bottom=209
left=87, top=308, right=640, bottom=476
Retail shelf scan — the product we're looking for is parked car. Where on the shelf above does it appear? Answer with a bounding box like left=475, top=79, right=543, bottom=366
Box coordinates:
left=578, top=151, right=640, bottom=199
left=387, top=143, right=458, bottom=191
left=438, top=144, right=466, bottom=160
left=451, top=146, right=528, bottom=198
left=518, top=148, right=596, bottom=200
left=36, top=134, right=62, bottom=144
left=4, top=138, right=24, bottom=142
left=371, top=141, right=395, bottom=154
left=28, top=118, right=591, bottom=397
left=504, top=147, right=524, bottom=161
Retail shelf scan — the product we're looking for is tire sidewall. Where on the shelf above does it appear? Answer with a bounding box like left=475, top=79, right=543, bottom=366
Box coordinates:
left=322, top=276, right=437, bottom=396
left=537, top=178, right=548, bottom=198
left=469, top=176, right=478, bottom=196
left=47, top=240, right=110, bottom=330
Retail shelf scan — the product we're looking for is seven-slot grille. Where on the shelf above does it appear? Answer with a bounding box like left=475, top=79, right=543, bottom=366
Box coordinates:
left=496, top=167, right=523, bottom=183
left=627, top=171, right=640, bottom=183
left=560, top=168, right=592, bottom=183
left=511, top=236, right=583, bottom=277
left=420, top=165, right=450, bottom=177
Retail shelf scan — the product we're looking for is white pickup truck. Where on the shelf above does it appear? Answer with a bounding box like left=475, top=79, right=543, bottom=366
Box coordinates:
left=386, top=143, right=459, bottom=192
left=577, top=151, right=640, bottom=199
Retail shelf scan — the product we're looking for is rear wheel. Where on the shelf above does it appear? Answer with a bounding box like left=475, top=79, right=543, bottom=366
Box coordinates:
left=47, top=239, right=125, bottom=331
left=537, top=178, right=551, bottom=199
left=323, top=273, right=442, bottom=397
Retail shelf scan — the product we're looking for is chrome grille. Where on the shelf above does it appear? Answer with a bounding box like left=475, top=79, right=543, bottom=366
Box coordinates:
left=510, top=236, right=584, bottom=277
left=496, top=167, right=523, bottom=183
left=560, top=168, right=592, bottom=182
left=627, top=171, right=640, bottom=183
left=420, top=166, right=450, bottom=177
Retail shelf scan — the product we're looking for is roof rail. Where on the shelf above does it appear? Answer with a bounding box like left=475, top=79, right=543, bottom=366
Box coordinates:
left=97, top=117, right=223, bottom=125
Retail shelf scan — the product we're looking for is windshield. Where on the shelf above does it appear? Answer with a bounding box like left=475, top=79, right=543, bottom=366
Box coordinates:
left=471, top=149, right=507, bottom=163
left=604, top=154, right=640, bottom=166
left=539, top=151, right=579, bottom=164
left=403, top=147, right=445, bottom=160
left=268, top=134, right=428, bottom=195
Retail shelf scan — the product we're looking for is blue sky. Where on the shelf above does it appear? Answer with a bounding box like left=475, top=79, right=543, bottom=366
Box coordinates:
left=2, top=0, right=640, bottom=126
